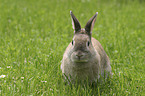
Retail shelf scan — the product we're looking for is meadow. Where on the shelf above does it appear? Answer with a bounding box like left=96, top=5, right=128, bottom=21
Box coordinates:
left=0, top=0, right=145, bottom=95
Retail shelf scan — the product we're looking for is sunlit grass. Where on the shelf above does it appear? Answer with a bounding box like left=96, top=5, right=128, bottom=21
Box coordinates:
left=0, top=0, right=145, bottom=95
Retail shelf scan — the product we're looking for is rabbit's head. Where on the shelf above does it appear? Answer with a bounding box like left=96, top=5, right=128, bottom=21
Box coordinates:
left=69, top=11, right=98, bottom=63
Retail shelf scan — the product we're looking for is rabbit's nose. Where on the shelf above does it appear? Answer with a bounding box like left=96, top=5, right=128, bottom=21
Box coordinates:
left=76, top=54, right=83, bottom=58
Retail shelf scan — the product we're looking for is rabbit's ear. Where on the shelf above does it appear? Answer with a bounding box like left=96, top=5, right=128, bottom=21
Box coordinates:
left=85, top=12, right=98, bottom=35
left=70, top=11, right=81, bottom=33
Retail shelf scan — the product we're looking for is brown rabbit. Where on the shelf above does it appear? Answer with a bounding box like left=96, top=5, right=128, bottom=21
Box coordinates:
left=61, top=11, right=112, bottom=84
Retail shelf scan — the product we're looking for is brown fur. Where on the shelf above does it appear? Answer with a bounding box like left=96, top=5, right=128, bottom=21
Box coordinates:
left=61, top=11, right=112, bottom=84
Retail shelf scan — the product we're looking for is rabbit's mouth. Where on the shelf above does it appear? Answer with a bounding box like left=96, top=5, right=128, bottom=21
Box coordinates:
left=73, top=60, right=88, bottom=63
left=71, top=52, right=90, bottom=63
left=71, top=56, right=89, bottom=63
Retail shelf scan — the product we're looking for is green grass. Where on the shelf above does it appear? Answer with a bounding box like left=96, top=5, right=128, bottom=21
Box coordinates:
left=0, top=0, right=145, bottom=95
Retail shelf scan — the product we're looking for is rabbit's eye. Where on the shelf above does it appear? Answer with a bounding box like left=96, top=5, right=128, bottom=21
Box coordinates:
left=87, top=41, right=90, bottom=46
left=72, top=40, right=74, bottom=45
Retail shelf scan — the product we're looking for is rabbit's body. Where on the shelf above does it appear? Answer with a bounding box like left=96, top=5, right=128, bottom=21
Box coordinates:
left=61, top=11, right=112, bottom=84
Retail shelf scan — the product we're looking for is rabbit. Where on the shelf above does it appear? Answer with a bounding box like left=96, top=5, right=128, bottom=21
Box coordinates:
left=61, top=11, right=112, bottom=84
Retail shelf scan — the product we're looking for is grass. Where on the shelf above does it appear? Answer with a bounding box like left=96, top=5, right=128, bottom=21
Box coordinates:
left=0, top=0, right=145, bottom=95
